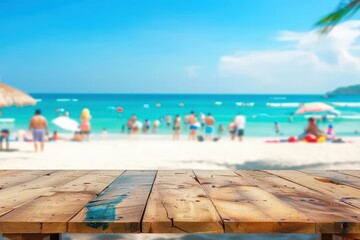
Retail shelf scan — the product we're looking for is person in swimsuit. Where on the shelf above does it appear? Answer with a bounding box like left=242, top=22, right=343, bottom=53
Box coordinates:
left=0, top=129, right=10, bottom=150
left=166, top=115, right=172, bottom=128
left=228, top=120, right=236, bottom=141
left=187, top=111, right=198, bottom=141
left=172, top=114, right=181, bottom=140
left=29, top=109, right=48, bottom=152
left=205, top=113, right=215, bottom=141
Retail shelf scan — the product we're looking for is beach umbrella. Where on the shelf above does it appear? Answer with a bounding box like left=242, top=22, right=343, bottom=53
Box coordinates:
left=52, top=116, right=79, bottom=131
left=296, top=102, right=335, bottom=114
left=0, top=83, right=36, bottom=108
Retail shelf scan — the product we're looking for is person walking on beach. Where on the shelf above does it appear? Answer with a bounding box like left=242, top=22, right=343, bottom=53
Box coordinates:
left=274, top=121, right=281, bottom=135
left=205, top=113, right=215, bottom=141
left=188, top=111, right=198, bottom=140
left=166, top=115, right=172, bottom=128
left=173, top=114, right=181, bottom=140
left=217, top=124, right=224, bottom=137
left=127, top=114, right=137, bottom=134
left=235, top=113, right=246, bottom=142
left=80, top=108, right=91, bottom=141
left=29, top=109, right=48, bottom=152
left=228, top=120, right=236, bottom=141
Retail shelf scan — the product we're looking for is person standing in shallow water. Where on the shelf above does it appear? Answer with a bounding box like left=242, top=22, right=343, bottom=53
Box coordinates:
left=187, top=111, right=198, bottom=141
left=80, top=108, right=91, bottom=141
left=172, top=114, right=181, bottom=140
left=29, top=109, right=48, bottom=152
left=205, top=113, right=215, bottom=141
left=235, top=113, right=246, bottom=142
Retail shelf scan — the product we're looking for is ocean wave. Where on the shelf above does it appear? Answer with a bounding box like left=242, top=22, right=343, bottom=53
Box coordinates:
left=339, top=115, right=360, bottom=120
left=332, top=102, right=360, bottom=107
left=266, top=103, right=300, bottom=108
left=35, top=99, right=42, bottom=102
left=56, top=98, right=78, bottom=102
left=269, top=97, right=287, bottom=100
left=236, top=102, right=255, bottom=107
left=214, top=101, right=222, bottom=106
left=0, top=118, right=15, bottom=123
left=56, top=99, right=71, bottom=102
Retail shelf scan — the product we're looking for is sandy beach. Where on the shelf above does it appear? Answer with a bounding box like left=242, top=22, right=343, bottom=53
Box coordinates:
left=1, top=135, right=359, bottom=170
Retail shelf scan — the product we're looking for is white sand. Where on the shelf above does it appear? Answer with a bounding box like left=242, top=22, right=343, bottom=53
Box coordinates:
left=1, top=136, right=359, bottom=170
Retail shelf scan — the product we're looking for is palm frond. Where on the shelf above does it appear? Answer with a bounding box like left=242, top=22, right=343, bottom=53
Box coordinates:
left=316, top=0, right=360, bottom=34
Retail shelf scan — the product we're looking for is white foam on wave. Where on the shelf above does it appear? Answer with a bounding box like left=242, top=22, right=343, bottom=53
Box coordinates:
left=266, top=103, right=300, bottom=107
left=56, top=98, right=78, bottom=102
left=269, top=97, right=287, bottom=100
left=332, top=102, right=360, bottom=107
left=56, top=99, right=71, bottom=102
left=0, top=118, right=15, bottom=123
left=236, top=102, right=255, bottom=107
left=339, top=115, right=360, bottom=120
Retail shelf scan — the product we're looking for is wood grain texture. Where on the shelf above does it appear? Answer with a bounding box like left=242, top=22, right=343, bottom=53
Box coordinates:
left=237, top=170, right=360, bottom=234
left=0, top=171, right=55, bottom=190
left=0, top=170, right=360, bottom=235
left=194, top=170, right=314, bottom=233
left=69, top=170, right=156, bottom=233
left=267, top=170, right=360, bottom=209
left=337, top=171, right=360, bottom=179
left=53, top=170, right=124, bottom=195
left=301, top=170, right=360, bottom=190
left=0, top=192, right=94, bottom=234
left=142, top=170, right=223, bottom=233
left=0, top=171, right=91, bottom=217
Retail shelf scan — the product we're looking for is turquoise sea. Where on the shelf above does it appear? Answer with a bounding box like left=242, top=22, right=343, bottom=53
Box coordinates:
left=1, top=93, right=360, bottom=137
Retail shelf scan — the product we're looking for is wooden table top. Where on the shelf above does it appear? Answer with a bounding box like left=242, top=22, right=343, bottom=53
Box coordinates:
left=0, top=170, right=360, bottom=234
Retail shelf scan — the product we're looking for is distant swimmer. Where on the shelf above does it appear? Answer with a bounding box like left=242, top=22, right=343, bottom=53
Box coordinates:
left=200, top=112, right=206, bottom=130
left=143, top=119, right=151, bottom=134
left=289, top=114, right=294, bottom=123
left=274, top=121, right=281, bottom=135
left=205, top=113, right=215, bottom=141
left=153, top=120, right=160, bottom=133
left=217, top=124, right=225, bottom=137
left=166, top=115, right=172, bottom=128
left=29, top=109, right=48, bottom=152
left=173, top=114, right=181, bottom=140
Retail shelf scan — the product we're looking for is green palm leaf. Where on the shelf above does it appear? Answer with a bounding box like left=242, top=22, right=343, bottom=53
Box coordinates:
left=316, top=0, right=360, bottom=33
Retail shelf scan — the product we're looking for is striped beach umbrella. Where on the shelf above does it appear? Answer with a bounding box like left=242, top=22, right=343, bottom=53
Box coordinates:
left=0, top=83, right=36, bottom=108
left=296, top=102, right=335, bottom=114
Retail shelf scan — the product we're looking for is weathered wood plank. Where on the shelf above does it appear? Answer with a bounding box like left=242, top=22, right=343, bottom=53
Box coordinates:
left=0, top=192, right=93, bottom=234
left=0, top=170, right=26, bottom=178
left=331, top=234, right=360, bottom=240
left=3, top=233, right=60, bottom=240
left=142, top=170, right=223, bottom=233
left=69, top=170, right=156, bottom=233
left=0, top=170, right=55, bottom=190
left=236, top=170, right=360, bottom=234
left=53, top=170, right=124, bottom=195
left=0, top=171, right=91, bottom=217
left=267, top=170, right=360, bottom=209
left=194, top=170, right=314, bottom=233
left=337, top=171, right=360, bottom=179
left=301, top=170, right=360, bottom=190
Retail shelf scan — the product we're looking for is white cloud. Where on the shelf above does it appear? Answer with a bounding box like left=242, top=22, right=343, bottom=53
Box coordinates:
left=184, top=65, right=202, bottom=77
left=219, top=21, right=360, bottom=93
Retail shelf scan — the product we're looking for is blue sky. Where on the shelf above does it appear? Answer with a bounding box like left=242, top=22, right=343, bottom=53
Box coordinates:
left=0, top=0, right=358, bottom=93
